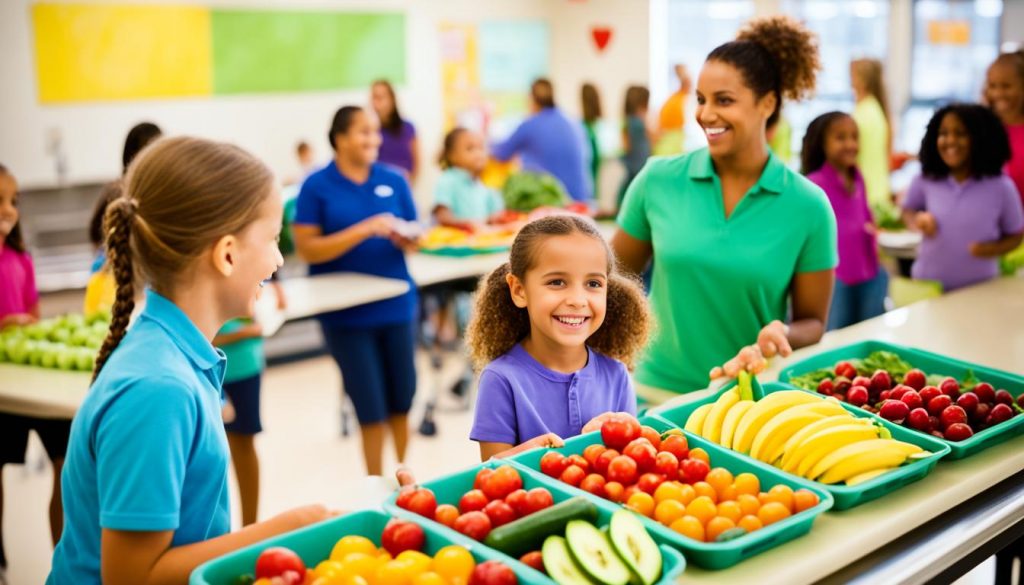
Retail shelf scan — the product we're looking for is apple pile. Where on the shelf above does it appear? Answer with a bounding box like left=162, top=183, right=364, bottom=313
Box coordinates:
left=0, top=312, right=110, bottom=371
left=237, top=519, right=518, bottom=585
left=813, top=362, right=1023, bottom=442
left=396, top=465, right=554, bottom=542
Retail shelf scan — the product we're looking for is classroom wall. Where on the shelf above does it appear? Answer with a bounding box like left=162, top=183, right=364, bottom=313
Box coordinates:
left=0, top=0, right=651, bottom=211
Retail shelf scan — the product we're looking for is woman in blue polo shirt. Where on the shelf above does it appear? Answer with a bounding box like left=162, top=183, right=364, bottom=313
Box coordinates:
left=612, top=16, right=838, bottom=402
left=292, top=106, right=419, bottom=477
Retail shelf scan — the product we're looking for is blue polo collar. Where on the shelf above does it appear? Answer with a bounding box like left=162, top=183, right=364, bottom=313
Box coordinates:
left=140, top=289, right=224, bottom=372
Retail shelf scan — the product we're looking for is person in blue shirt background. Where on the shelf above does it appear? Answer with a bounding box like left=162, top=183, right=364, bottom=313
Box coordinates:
left=48, top=137, right=332, bottom=584
left=492, top=78, right=593, bottom=203
left=292, top=106, right=420, bottom=478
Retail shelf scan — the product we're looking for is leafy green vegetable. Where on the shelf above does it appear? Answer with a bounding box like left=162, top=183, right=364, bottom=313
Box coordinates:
left=873, top=202, right=904, bottom=230
left=502, top=172, right=569, bottom=211
left=787, top=351, right=985, bottom=391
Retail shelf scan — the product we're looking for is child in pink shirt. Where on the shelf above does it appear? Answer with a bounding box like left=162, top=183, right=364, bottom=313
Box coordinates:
left=0, top=164, right=70, bottom=578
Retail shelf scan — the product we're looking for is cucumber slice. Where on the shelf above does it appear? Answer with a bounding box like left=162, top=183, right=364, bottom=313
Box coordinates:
left=609, top=510, right=662, bottom=585
left=485, top=496, right=598, bottom=558
left=566, top=520, right=631, bottom=585
left=543, top=535, right=595, bottom=585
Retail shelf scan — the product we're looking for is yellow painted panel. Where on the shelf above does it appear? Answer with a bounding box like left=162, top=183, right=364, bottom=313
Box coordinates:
left=33, top=3, right=212, bottom=103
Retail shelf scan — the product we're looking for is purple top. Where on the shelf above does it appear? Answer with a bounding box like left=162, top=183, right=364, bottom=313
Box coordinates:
left=378, top=120, right=416, bottom=176
left=903, top=174, right=1024, bottom=291
left=470, top=344, right=636, bottom=445
left=807, top=164, right=879, bottom=285
left=0, top=246, right=38, bottom=318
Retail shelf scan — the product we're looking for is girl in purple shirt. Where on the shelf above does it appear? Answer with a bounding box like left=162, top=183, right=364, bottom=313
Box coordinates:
left=371, top=80, right=419, bottom=182
left=901, top=104, right=1024, bottom=292
left=465, top=216, right=652, bottom=461
left=801, top=112, right=886, bottom=329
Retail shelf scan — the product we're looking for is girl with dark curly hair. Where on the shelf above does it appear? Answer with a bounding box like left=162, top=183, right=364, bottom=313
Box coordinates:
left=466, top=215, right=651, bottom=461
left=801, top=112, right=886, bottom=330
left=612, top=16, right=837, bottom=401
left=900, top=103, right=1024, bottom=292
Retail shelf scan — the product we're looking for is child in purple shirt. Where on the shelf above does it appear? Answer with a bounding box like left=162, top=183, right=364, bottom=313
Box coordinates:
left=901, top=104, right=1024, bottom=292
left=801, top=112, right=886, bottom=329
left=466, top=215, right=652, bottom=461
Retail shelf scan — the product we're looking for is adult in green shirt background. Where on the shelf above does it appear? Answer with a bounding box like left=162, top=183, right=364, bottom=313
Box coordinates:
left=612, top=16, right=838, bottom=402
left=851, top=58, right=892, bottom=210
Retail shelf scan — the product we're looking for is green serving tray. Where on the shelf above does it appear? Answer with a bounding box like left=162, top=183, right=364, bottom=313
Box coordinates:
left=383, top=460, right=686, bottom=585
left=508, top=423, right=833, bottom=570
left=777, top=340, right=1024, bottom=459
left=190, top=508, right=543, bottom=585
left=649, top=379, right=951, bottom=510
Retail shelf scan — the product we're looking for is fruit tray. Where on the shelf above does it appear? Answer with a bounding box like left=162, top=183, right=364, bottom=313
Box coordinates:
left=190, top=509, right=537, bottom=585
left=419, top=245, right=512, bottom=257
left=384, top=460, right=686, bottom=585
left=777, top=340, right=1024, bottom=459
left=509, top=425, right=833, bottom=570
left=649, top=379, right=951, bottom=510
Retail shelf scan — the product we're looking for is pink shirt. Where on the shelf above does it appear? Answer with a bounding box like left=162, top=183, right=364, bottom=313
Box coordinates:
left=1006, top=124, right=1024, bottom=205
left=0, top=246, right=39, bottom=318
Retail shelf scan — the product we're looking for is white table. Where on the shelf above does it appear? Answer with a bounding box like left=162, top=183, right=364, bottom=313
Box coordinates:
left=0, top=272, right=410, bottom=420
left=877, top=229, right=922, bottom=260
left=660, top=276, right=1024, bottom=584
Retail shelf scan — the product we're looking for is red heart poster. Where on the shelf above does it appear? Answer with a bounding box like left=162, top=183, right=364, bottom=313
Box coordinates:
left=592, top=26, right=612, bottom=53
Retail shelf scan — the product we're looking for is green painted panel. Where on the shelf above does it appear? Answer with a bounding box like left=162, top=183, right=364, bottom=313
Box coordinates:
left=211, top=9, right=405, bottom=94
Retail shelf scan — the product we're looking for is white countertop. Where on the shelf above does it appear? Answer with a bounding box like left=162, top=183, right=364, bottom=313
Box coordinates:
left=0, top=272, right=411, bottom=419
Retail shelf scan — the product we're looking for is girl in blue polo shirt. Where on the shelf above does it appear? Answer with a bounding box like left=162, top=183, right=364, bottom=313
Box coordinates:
left=48, top=137, right=332, bottom=584
left=292, top=106, right=419, bottom=477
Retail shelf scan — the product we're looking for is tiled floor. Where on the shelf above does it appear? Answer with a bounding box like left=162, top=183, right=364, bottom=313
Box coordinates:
left=0, top=352, right=1004, bottom=584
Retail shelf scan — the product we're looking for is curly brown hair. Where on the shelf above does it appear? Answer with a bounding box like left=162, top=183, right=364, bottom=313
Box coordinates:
left=708, top=15, right=821, bottom=127
left=466, top=215, right=651, bottom=371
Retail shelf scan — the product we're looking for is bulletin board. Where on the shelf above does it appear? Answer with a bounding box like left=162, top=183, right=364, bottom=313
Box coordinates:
left=31, top=3, right=406, bottom=103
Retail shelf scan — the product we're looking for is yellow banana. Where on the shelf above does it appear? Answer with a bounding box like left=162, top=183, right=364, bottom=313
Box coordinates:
left=750, top=401, right=849, bottom=463
left=792, top=425, right=882, bottom=478
left=720, top=400, right=754, bottom=449
left=845, top=468, right=894, bottom=486
left=810, top=439, right=923, bottom=483
left=702, top=388, right=740, bottom=444
left=731, top=391, right=821, bottom=454
left=778, top=415, right=869, bottom=470
left=684, top=404, right=714, bottom=436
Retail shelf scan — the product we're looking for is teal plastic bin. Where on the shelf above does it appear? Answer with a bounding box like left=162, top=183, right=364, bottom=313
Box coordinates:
left=383, top=460, right=685, bottom=584
left=508, top=424, right=833, bottom=570
left=191, top=509, right=525, bottom=585
left=777, top=340, right=1024, bottom=459
left=650, top=381, right=951, bottom=510
left=420, top=245, right=510, bottom=257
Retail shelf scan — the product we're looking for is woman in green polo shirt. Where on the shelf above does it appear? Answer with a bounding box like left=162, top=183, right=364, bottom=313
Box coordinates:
left=612, top=16, right=838, bottom=401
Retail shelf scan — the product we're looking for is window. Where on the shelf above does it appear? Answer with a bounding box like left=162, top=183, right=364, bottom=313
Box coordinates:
left=654, top=0, right=755, bottom=150
left=779, top=0, right=890, bottom=164
left=902, top=0, right=1002, bottom=151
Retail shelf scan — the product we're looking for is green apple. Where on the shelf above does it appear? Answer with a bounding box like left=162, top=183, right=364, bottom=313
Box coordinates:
left=40, top=345, right=59, bottom=369
left=56, top=348, right=77, bottom=370
left=76, top=349, right=95, bottom=372
left=8, top=339, right=30, bottom=364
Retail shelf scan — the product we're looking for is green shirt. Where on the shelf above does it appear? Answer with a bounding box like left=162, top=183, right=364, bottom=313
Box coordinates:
left=216, top=318, right=264, bottom=383
left=853, top=96, right=891, bottom=207
left=434, top=168, right=504, bottom=222
left=618, top=148, right=838, bottom=394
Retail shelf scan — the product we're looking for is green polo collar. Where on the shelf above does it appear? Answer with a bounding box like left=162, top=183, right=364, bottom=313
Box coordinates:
left=688, top=147, right=785, bottom=195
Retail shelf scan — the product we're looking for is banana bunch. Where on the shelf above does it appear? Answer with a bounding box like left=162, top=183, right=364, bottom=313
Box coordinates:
left=684, top=389, right=928, bottom=485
